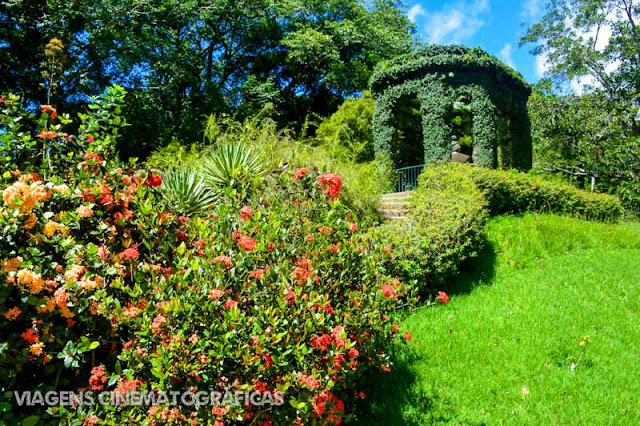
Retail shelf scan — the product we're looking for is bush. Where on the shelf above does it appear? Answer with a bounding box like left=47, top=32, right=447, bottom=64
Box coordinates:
left=463, top=164, right=623, bottom=221
left=147, top=110, right=394, bottom=225
left=369, top=165, right=488, bottom=288
left=315, top=91, right=375, bottom=163
left=369, top=163, right=622, bottom=290
left=0, top=92, right=414, bottom=425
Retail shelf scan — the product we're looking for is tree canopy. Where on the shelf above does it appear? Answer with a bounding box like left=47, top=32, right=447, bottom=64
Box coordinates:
left=0, top=0, right=415, bottom=158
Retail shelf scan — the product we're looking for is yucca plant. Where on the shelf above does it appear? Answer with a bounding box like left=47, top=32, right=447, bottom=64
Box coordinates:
left=201, top=143, right=264, bottom=201
left=159, top=168, right=217, bottom=216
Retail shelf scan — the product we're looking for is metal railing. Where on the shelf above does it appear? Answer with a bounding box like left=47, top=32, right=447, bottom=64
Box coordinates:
left=395, top=164, right=424, bottom=192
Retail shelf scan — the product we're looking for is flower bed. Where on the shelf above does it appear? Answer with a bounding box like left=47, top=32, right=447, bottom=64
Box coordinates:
left=0, top=90, right=415, bottom=425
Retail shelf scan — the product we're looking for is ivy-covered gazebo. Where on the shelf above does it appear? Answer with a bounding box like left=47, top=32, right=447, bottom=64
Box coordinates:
left=371, top=46, right=533, bottom=171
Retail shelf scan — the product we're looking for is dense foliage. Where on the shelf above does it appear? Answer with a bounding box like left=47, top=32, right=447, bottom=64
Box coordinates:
left=0, top=91, right=415, bottom=425
left=369, top=163, right=622, bottom=290
left=522, top=1, right=640, bottom=214
left=528, top=86, right=640, bottom=214
left=370, top=164, right=489, bottom=287
left=371, top=45, right=532, bottom=170
left=316, top=92, right=375, bottom=163
left=147, top=111, right=394, bottom=224
left=466, top=164, right=623, bottom=221
left=0, top=0, right=415, bottom=159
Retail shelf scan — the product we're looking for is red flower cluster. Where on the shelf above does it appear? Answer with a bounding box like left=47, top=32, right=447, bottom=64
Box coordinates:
left=41, top=105, right=58, bottom=119
left=120, top=244, right=140, bottom=261
left=317, top=173, right=343, bottom=200
left=214, top=255, right=233, bottom=269
left=381, top=283, right=397, bottom=300
left=239, top=206, right=253, bottom=221
left=21, top=328, right=39, bottom=344
left=84, top=152, right=103, bottom=162
left=89, top=365, right=107, bottom=390
left=290, top=257, right=313, bottom=285
left=437, top=291, right=449, bottom=304
left=146, top=173, right=162, bottom=187
left=298, top=372, right=320, bottom=389
left=38, top=130, right=57, bottom=140
left=223, top=299, right=238, bottom=310
left=312, top=390, right=344, bottom=424
left=237, top=236, right=257, bottom=251
left=293, top=167, right=309, bottom=180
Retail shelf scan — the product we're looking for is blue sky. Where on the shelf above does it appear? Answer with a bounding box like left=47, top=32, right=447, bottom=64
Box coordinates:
left=406, top=0, right=545, bottom=84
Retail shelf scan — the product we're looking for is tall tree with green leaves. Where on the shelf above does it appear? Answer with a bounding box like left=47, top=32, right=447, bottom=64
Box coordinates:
left=1, top=0, right=415, bottom=158
left=521, top=0, right=639, bottom=103
left=522, top=1, right=640, bottom=213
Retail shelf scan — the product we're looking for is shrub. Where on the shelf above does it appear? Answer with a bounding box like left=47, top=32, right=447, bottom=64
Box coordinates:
left=200, top=143, right=265, bottom=202
left=0, top=92, right=414, bottom=425
left=148, top=111, right=394, bottom=225
left=315, top=91, right=375, bottom=163
left=462, top=164, right=623, bottom=221
left=369, top=164, right=488, bottom=288
left=159, top=168, right=217, bottom=217
left=369, top=163, right=621, bottom=290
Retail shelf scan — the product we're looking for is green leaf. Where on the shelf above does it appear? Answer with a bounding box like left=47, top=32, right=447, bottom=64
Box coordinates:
left=22, top=415, right=40, bottom=426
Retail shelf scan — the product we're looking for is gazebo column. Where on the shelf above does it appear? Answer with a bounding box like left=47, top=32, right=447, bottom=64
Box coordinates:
left=419, top=80, right=454, bottom=164
left=469, top=85, right=498, bottom=168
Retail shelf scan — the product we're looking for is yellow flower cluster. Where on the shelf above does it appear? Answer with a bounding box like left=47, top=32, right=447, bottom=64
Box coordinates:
left=75, top=205, right=94, bottom=218
left=2, top=180, right=51, bottom=215
left=29, top=341, right=45, bottom=356
left=4, top=307, right=21, bottom=320
left=64, top=264, right=86, bottom=284
left=78, top=276, right=104, bottom=291
left=52, top=184, right=71, bottom=195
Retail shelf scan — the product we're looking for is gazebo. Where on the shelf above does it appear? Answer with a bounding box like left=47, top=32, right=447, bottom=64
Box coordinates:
left=371, top=46, right=533, bottom=172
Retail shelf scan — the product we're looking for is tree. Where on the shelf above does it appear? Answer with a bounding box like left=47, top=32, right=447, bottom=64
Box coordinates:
left=521, top=0, right=639, bottom=103
left=0, top=0, right=415, bottom=159
left=522, top=0, right=640, bottom=213
left=528, top=84, right=640, bottom=212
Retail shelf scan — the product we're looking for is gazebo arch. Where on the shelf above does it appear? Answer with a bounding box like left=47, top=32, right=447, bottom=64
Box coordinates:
left=371, top=46, right=533, bottom=170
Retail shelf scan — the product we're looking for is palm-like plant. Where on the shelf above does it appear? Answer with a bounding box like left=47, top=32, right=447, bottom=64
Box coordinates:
left=159, top=168, right=217, bottom=217
left=201, top=143, right=264, bottom=200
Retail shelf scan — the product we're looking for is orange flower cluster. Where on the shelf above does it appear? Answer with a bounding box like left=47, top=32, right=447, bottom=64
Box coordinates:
left=16, top=268, right=45, bottom=294
left=2, top=178, right=51, bottom=215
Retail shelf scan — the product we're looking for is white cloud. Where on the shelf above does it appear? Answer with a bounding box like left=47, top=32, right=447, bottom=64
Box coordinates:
left=522, top=0, right=542, bottom=22
left=570, top=75, right=598, bottom=95
left=420, top=0, right=491, bottom=44
left=408, top=4, right=426, bottom=23
left=499, top=43, right=515, bottom=69
left=535, top=52, right=550, bottom=77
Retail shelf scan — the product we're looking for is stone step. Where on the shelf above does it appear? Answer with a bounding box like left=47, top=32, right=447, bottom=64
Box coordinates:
left=381, top=191, right=412, bottom=201
left=381, top=208, right=410, bottom=215
left=381, top=201, right=411, bottom=209
left=383, top=215, right=408, bottom=222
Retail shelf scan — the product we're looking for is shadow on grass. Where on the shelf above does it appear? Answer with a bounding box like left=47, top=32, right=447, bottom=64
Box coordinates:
left=443, top=238, right=498, bottom=296
left=354, top=240, right=497, bottom=424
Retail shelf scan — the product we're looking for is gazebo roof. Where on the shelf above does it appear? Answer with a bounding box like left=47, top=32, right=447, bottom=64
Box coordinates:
left=370, top=45, right=530, bottom=97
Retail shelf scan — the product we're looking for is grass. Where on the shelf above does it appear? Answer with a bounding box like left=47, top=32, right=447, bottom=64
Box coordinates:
left=359, top=213, right=640, bottom=425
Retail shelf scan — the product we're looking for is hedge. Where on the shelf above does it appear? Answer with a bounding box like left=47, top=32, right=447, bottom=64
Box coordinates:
left=370, top=163, right=622, bottom=290
left=460, top=164, right=623, bottom=221
left=370, top=165, right=488, bottom=287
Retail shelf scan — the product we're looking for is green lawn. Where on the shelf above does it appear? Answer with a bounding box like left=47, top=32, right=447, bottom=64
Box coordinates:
left=360, top=214, right=640, bottom=425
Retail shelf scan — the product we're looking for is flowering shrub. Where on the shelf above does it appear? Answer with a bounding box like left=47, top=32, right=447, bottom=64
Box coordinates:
left=0, top=91, right=415, bottom=425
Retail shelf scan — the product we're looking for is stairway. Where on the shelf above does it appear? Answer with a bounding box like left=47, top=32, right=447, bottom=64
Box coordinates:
left=380, top=191, right=412, bottom=221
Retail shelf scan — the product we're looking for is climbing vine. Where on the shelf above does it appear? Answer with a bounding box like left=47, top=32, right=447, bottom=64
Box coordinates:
left=371, top=45, right=532, bottom=170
